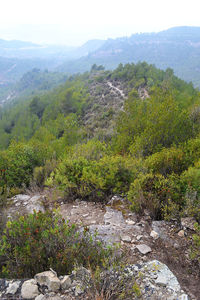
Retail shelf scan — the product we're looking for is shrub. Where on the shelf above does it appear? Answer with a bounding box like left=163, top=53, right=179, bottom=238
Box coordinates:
left=0, top=210, right=112, bottom=278
left=180, top=162, right=200, bottom=220
left=145, top=146, right=187, bottom=176
left=47, top=155, right=141, bottom=201
left=128, top=173, right=183, bottom=220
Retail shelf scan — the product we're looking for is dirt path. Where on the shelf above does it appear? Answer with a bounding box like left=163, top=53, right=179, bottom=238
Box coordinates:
left=107, top=81, right=126, bottom=98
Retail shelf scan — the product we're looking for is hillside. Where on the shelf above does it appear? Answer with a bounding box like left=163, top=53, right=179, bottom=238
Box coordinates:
left=0, top=69, right=68, bottom=106
left=0, top=62, right=200, bottom=298
left=58, top=26, right=200, bottom=87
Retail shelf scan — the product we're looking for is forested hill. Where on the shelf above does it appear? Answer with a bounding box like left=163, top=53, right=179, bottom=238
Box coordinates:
left=58, top=26, right=200, bottom=87
left=1, top=62, right=200, bottom=286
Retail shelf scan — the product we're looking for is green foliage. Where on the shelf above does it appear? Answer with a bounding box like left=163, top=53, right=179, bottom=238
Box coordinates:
left=0, top=210, right=112, bottom=278
left=190, top=223, right=200, bottom=264
left=115, top=88, right=193, bottom=156
left=128, top=173, right=183, bottom=220
left=0, top=141, right=49, bottom=188
left=145, top=146, right=187, bottom=176
left=47, top=153, right=140, bottom=201
left=180, top=162, right=200, bottom=220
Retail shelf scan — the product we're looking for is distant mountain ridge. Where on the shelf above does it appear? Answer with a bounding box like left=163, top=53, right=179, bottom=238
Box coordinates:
left=58, top=26, right=200, bottom=87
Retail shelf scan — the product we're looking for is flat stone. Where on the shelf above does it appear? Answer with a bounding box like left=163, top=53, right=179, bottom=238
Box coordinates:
left=155, top=274, right=168, bottom=286
left=35, top=271, right=61, bottom=292
left=136, top=244, right=152, bottom=255
left=121, top=235, right=131, bottom=243
left=6, top=281, right=21, bottom=294
left=21, top=279, right=39, bottom=299
left=104, top=207, right=125, bottom=226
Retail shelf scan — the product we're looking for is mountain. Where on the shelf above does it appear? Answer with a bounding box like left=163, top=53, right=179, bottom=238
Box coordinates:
left=0, top=38, right=105, bottom=86
left=58, top=26, right=200, bottom=87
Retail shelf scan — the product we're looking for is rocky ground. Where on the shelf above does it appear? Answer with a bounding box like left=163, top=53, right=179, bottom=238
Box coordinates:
left=0, top=193, right=199, bottom=299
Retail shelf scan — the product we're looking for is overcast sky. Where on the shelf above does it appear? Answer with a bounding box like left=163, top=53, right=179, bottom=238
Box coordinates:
left=0, top=0, right=200, bottom=45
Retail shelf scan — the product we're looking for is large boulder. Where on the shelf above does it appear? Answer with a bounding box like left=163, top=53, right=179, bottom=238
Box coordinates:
left=35, top=270, right=61, bottom=292
left=21, top=279, right=39, bottom=299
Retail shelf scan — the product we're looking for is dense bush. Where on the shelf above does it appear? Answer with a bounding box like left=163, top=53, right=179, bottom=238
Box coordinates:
left=47, top=154, right=142, bottom=201
left=0, top=210, right=112, bottom=278
left=145, top=146, right=187, bottom=176
left=128, top=173, right=183, bottom=220
left=180, top=162, right=200, bottom=220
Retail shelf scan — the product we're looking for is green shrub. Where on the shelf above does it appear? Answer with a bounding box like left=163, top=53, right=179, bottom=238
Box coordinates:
left=0, top=210, right=112, bottom=278
left=145, top=147, right=187, bottom=176
left=180, top=162, right=200, bottom=220
left=128, top=173, right=183, bottom=220
left=47, top=155, right=141, bottom=201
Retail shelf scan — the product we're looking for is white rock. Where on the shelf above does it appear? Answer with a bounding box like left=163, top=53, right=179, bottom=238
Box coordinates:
left=121, top=235, right=132, bottom=243
left=21, top=279, right=39, bottom=299
left=61, top=275, right=72, bottom=290
left=179, top=294, right=189, bottom=300
left=150, top=230, right=159, bottom=239
left=12, top=194, right=30, bottom=202
left=35, top=270, right=61, bottom=292
left=136, top=244, right=152, bottom=255
left=35, top=295, right=45, bottom=300
left=6, top=281, right=21, bottom=294
left=136, top=235, right=143, bottom=241
left=155, top=273, right=168, bottom=286
left=126, top=219, right=135, bottom=225
left=178, top=230, right=185, bottom=237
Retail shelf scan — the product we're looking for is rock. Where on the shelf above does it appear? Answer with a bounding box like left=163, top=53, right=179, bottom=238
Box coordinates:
left=136, top=235, right=143, bottom=241
left=6, top=281, right=21, bottom=294
left=12, top=194, right=30, bottom=203
left=150, top=230, right=159, bottom=239
left=121, top=235, right=131, bottom=243
left=179, top=294, right=189, bottom=300
left=88, top=224, right=121, bottom=245
left=26, top=195, right=45, bottom=214
left=152, top=220, right=168, bottom=241
left=104, top=207, right=125, bottom=226
left=178, top=230, right=185, bottom=237
left=21, top=279, right=39, bottom=299
left=107, top=195, right=124, bottom=206
left=35, top=295, right=45, bottom=300
left=61, top=275, right=72, bottom=290
left=75, top=284, right=84, bottom=296
left=35, top=271, right=61, bottom=292
left=181, top=217, right=196, bottom=231
left=155, top=273, right=168, bottom=286
left=136, top=244, right=152, bottom=255
left=126, top=219, right=135, bottom=225
left=72, top=267, right=91, bottom=283
left=145, top=260, right=181, bottom=292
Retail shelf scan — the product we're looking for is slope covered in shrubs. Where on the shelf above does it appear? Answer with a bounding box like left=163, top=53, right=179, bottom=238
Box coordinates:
left=0, top=62, right=200, bottom=279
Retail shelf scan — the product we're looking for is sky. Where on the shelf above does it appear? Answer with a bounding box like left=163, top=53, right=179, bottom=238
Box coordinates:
left=0, top=0, right=200, bottom=46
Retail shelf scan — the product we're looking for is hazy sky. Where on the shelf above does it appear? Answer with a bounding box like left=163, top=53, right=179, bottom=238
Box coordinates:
left=0, top=0, right=200, bottom=45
